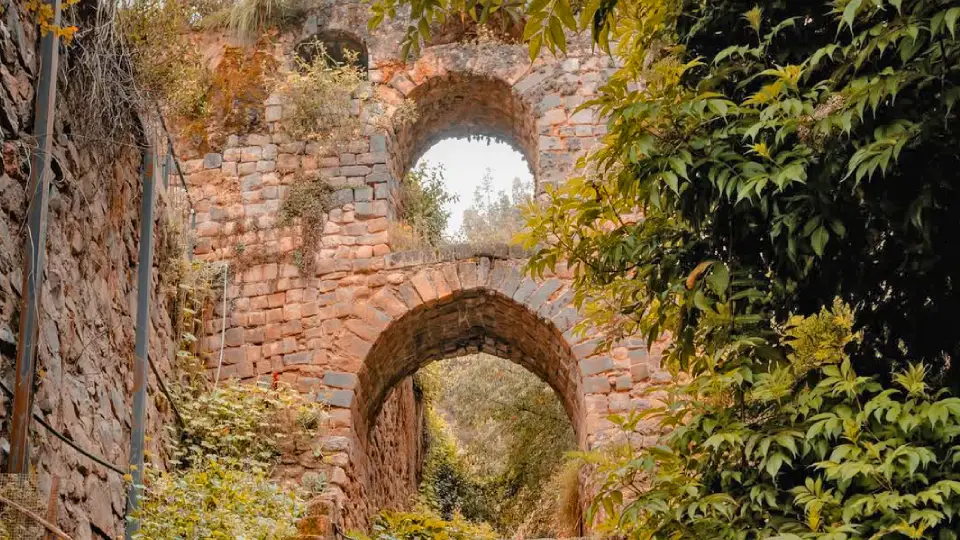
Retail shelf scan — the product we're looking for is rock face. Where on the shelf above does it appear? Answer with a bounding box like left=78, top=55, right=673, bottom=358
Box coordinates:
left=0, top=6, right=178, bottom=539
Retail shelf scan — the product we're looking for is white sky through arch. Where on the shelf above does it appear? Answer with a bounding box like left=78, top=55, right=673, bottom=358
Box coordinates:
left=413, top=138, right=533, bottom=237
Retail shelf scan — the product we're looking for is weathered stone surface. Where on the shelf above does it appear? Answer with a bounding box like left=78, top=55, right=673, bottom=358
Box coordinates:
left=0, top=15, right=178, bottom=537
left=176, top=8, right=643, bottom=534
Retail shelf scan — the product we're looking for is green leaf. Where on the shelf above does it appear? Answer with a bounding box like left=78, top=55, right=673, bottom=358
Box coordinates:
left=529, top=34, right=543, bottom=62
left=842, top=0, right=862, bottom=30
left=946, top=7, right=960, bottom=39
left=811, top=226, right=829, bottom=256
left=766, top=452, right=785, bottom=478
left=706, top=263, right=730, bottom=295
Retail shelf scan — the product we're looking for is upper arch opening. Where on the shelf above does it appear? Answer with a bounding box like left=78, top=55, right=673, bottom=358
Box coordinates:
left=389, top=73, right=538, bottom=189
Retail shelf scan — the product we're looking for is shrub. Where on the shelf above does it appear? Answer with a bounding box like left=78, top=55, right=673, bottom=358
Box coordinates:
left=116, top=0, right=209, bottom=119
left=353, top=510, right=497, bottom=540
left=134, top=458, right=304, bottom=540
left=418, top=407, right=482, bottom=521
left=398, top=163, right=458, bottom=248
left=272, top=44, right=368, bottom=154
left=173, top=380, right=325, bottom=469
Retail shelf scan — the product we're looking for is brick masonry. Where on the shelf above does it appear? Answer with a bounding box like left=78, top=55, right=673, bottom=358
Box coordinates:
left=182, top=0, right=670, bottom=534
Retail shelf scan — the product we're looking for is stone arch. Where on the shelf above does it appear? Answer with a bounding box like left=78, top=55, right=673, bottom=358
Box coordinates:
left=389, top=71, right=538, bottom=184
left=356, top=285, right=585, bottom=445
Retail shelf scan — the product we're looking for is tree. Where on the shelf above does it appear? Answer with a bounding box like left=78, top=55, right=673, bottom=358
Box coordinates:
left=400, top=163, right=458, bottom=247
left=457, top=170, right=532, bottom=246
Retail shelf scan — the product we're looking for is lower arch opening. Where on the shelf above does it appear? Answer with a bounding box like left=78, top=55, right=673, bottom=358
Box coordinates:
left=351, top=288, right=587, bottom=537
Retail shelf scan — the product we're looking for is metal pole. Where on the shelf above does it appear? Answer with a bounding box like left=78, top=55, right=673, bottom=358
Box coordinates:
left=8, top=0, right=63, bottom=474
left=188, top=209, right=196, bottom=262
left=125, top=147, right=155, bottom=540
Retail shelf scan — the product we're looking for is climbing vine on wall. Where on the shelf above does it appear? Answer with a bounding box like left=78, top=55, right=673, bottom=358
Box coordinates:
left=277, top=173, right=336, bottom=275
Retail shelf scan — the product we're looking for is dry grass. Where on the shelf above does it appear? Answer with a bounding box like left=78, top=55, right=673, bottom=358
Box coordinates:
left=203, top=0, right=306, bottom=41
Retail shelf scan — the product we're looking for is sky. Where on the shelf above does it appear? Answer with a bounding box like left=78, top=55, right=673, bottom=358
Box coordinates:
left=414, top=137, right=533, bottom=236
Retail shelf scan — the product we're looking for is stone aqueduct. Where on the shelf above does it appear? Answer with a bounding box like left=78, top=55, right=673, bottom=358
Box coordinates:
left=180, top=0, right=670, bottom=533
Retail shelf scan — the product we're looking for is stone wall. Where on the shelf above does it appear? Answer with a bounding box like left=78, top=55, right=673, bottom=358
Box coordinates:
left=363, top=379, right=425, bottom=517
left=0, top=7, right=179, bottom=539
left=179, top=0, right=663, bottom=534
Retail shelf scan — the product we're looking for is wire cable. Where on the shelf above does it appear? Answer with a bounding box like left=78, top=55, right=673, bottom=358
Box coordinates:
left=0, top=379, right=126, bottom=476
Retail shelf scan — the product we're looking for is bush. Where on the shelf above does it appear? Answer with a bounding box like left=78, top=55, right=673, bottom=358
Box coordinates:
left=173, top=380, right=325, bottom=469
left=353, top=510, right=497, bottom=540
left=117, top=0, right=209, bottom=119
left=134, top=458, right=304, bottom=540
left=399, top=163, right=458, bottom=248
left=272, top=44, right=368, bottom=154
left=584, top=303, right=960, bottom=538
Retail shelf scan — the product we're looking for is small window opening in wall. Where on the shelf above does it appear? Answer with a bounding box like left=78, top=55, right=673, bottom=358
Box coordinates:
left=295, top=31, right=369, bottom=71
left=399, top=136, right=534, bottom=248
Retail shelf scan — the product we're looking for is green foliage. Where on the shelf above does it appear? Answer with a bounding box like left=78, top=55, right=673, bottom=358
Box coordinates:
left=419, top=406, right=482, bottom=520
left=419, top=356, right=577, bottom=537
left=173, top=380, right=325, bottom=469
left=582, top=303, right=960, bottom=539
left=352, top=510, right=497, bottom=540
left=518, top=0, right=960, bottom=387
left=134, top=458, right=304, bottom=540
left=456, top=170, right=531, bottom=246
left=272, top=44, right=369, bottom=153
left=399, top=163, right=458, bottom=248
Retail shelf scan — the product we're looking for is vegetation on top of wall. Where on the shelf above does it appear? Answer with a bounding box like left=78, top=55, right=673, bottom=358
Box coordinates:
left=186, top=45, right=277, bottom=152
left=203, top=0, right=307, bottom=40
left=115, top=0, right=209, bottom=119
left=368, top=0, right=527, bottom=57
left=272, top=44, right=369, bottom=154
